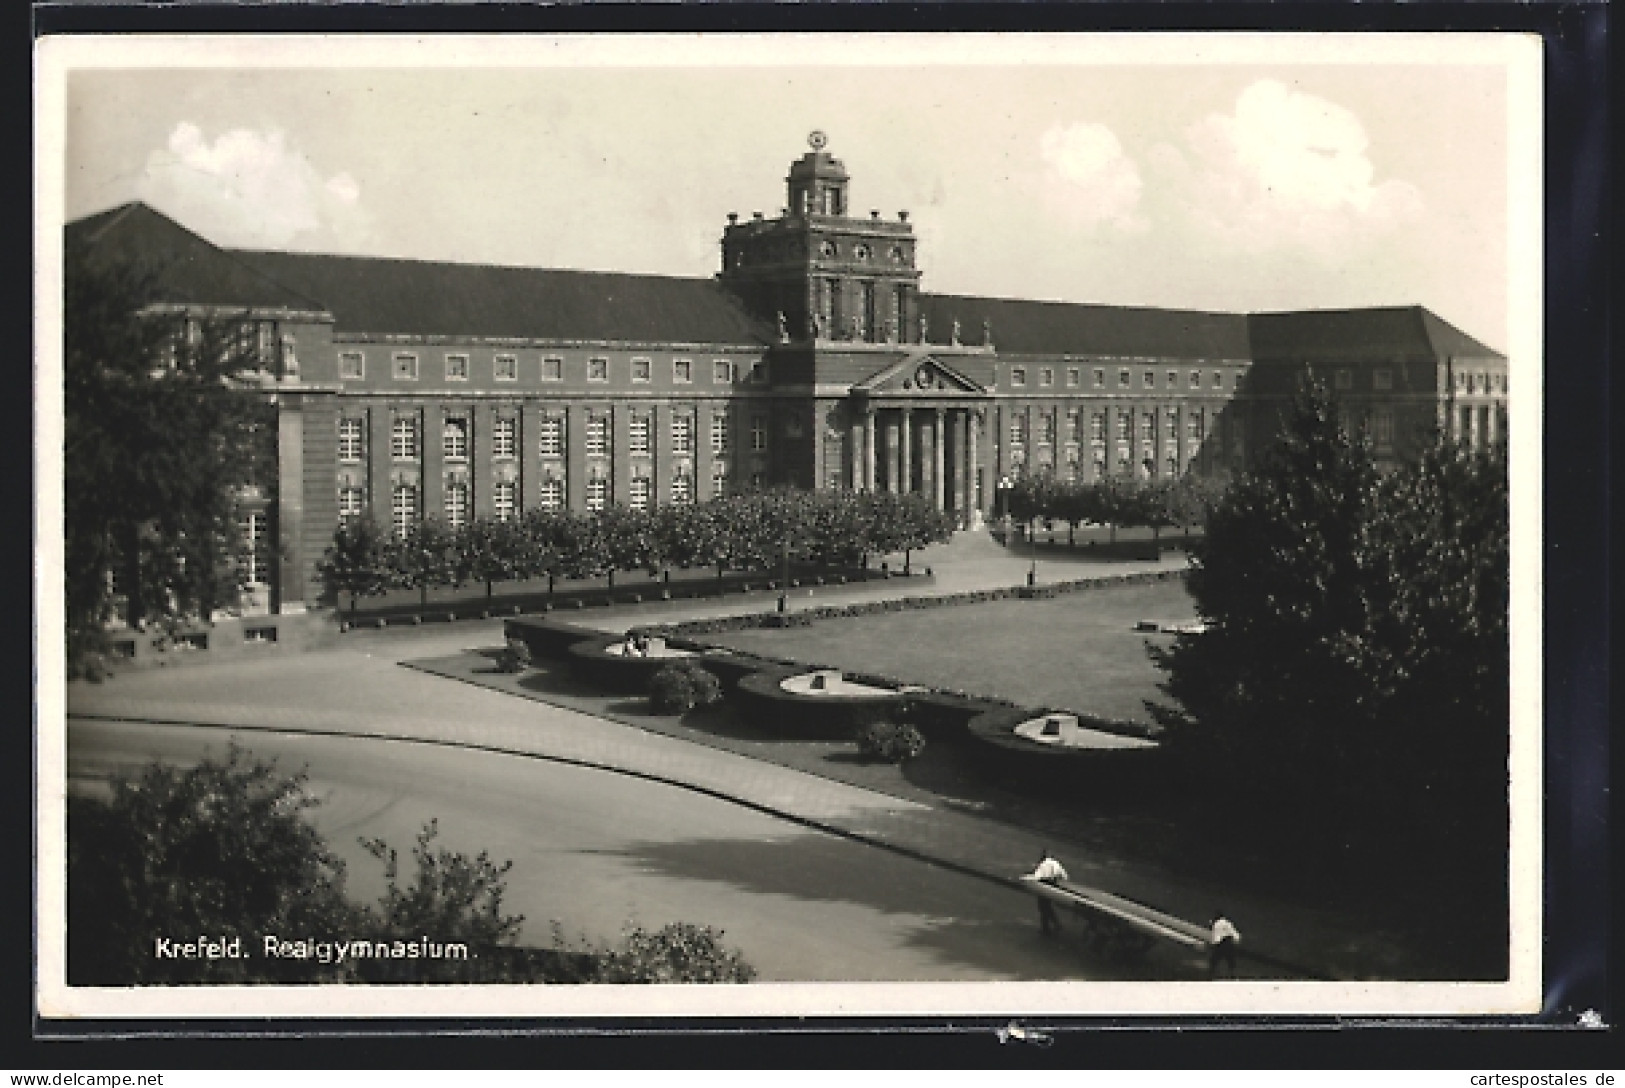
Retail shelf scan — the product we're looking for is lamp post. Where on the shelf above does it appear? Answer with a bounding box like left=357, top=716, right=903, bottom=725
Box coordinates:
left=777, top=536, right=790, bottom=614
left=997, top=476, right=1012, bottom=546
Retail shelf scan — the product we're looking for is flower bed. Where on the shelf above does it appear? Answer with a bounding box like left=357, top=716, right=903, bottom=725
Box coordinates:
left=962, top=705, right=1167, bottom=792
left=731, top=669, right=907, bottom=739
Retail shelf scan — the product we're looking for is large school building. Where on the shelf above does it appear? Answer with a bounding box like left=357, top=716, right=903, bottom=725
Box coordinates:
left=66, top=134, right=1507, bottom=623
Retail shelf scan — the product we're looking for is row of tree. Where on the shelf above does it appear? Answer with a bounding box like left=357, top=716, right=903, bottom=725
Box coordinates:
left=1001, top=473, right=1232, bottom=543
left=319, top=488, right=959, bottom=612
left=1150, top=386, right=1509, bottom=891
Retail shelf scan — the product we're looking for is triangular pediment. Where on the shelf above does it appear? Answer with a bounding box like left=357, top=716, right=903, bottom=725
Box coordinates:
left=854, top=353, right=987, bottom=396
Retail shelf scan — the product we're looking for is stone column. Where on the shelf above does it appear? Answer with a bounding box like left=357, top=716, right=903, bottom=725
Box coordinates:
left=863, top=405, right=877, bottom=491
left=933, top=407, right=946, bottom=510
left=885, top=413, right=900, bottom=494
left=954, top=410, right=969, bottom=519
left=520, top=401, right=544, bottom=513
left=899, top=406, right=913, bottom=495
left=849, top=408, right=864, bottom=491
left=969, top=409, right=984, bottom=514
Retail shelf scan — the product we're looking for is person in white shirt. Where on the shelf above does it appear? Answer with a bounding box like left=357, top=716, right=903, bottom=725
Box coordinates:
left=1025, top=850, right=1069, bottom=935
left=1209, top=911, right=1241, bottom=977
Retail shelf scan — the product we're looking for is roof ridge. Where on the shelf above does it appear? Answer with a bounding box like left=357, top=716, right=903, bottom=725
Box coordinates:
left=231, top=246, right=722, bottom=284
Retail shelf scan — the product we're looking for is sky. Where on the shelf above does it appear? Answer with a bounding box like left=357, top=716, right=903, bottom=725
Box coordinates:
left=59, top=37, right=1514, bottom=350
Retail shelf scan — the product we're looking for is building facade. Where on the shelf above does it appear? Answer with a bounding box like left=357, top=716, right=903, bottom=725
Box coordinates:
left=66, top=135, right=1507, bottom=622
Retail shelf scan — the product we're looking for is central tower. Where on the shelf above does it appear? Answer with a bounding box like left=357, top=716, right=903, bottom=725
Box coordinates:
left=719, top=132, right=922, bottom=344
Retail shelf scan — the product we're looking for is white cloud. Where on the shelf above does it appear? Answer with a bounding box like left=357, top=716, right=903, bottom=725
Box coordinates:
left=1037, top=122, right=1145, bottom=230
left=1156, top=80, right=1423, bottom=258
left=138, top=123, right=369, bottom=248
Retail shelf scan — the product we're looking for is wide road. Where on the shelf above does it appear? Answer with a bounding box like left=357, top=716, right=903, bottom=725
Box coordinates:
left=68, top=718, right=1205, bottom=983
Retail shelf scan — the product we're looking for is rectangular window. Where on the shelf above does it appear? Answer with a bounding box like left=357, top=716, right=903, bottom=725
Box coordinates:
left=444, top=481, right=469, bottom=528
left=1066, top=368, right=1081, bottom=388
left=494, top=354, right=518, bottom=382
left=538, top=417, right=563, bottom=457
left=1115, top=411, right=1130, bottom=441
left=1334, top=368, right=1353, bottom=391
left=632, top=357, right=652, bottom=383
left=712, top=415, right=730, bottom=456
left=1090, top=412, right=1105, bottom=443
left=1166, top=454, right=1179, bottom=478
left=391, top=417, right=419, bottom=460
left=338, top=486, right=364, bottom=522
left=629, top=416, right=650, bottom=455
left=493, top=481, right=516, bottom=522
left=670, top=473, right=692, bottom=504
left=628, top=477, right=651, bottom=511
left=1118, top=369, right=1131, bottom=389
left=1165, top=407, right=1178, bottom=434
left=711, top=470, right=728, bottom=499
left=1167, top=370, right=1178, bottom=388
left=749, top=361, right=770, bottom=385
left=750, top=472, right=765, bottom=490
left=1039, top=368, right=1054, bottom=388
left=1093, top=368, right=1106, bottom=389
left=443, top=417, right=469, bottom=462
left=542, top=356, right=563, bottom=382
left=1374, top=368, right=1393, bottom=391
left=338, top=418, right=364, bottom=463
left=339, top=351, right=365, bottom=380
left=393, top=353, right=419, bottom=381
left=713, top=360, right=733, bottom=384
left=1374, top=408, right=1395, bottom=450
left=1010, top=415, right=1028, bottom=447
left=585, top=478, right=607, bottom=512
left=239, top=511, right=268, bottom=585
left=1141, top=410, right=1156, bottom=439
left=588, top=357, right=608, bottom=382
left=1038, top=413, right=1054, bottom=445
left=1066, top=409, right=1081, bottom=443
left=1190, top=370, right=1201, bottom=389
left=493, top=417, right=516, bottom=459
left=750, top=415, right=767, bottom=451
left=1144, top=370, right=1155, bottom=388
left=673, top=359, right=692, bottom=384
left=585, top=417, right=608, bottom=457
left=1212, top=371, right=1224, bottom=389
left=539, top=478, right=564, bottom=512
left=391, top=484, right=418, bottom=538
left=445, top=353, right=469, bottom=381
left=1188, top=413, right=1204, bottom=440
left=1010, top=367, right=1027, bottom=388
left=279, top=336, right=298, bottom=376
left=672, top=415, right=693, bottom=454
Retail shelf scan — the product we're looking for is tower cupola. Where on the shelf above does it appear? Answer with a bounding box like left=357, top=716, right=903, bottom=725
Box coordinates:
left=787, top=130, right=850, bottom=218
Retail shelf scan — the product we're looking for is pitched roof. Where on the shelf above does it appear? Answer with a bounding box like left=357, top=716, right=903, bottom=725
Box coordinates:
left=64, top=202, right=328, bottom=315
left=229, top=249, right=771, bottom=345
left=919, top=292, right=1253, bottom=361
left=1247, top=306, right=1504, bottom=363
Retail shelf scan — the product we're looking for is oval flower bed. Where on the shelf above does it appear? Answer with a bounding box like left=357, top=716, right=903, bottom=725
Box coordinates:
left=963, top=706, right=1167, bottom=791
left=732, top=668, right=908, bottom=739
left=565, top=636, right=698, bottom=694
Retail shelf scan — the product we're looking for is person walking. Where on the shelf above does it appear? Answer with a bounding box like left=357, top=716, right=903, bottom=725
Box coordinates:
left=1208, top=911, right=1241, bottom=977
left=1024, top=849, right=1069, bottom=936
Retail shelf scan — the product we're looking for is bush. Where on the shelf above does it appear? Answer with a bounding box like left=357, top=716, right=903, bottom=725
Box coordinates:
left=648, top=660, right=724, bottom=715
left=586, top=922, right=756, bottom=984
left=494, top=637, right=532, bottom=674
left=855, top=720, right=926, bottom=764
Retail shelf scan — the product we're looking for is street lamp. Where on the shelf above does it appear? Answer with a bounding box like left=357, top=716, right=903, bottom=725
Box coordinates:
left=777, top=536, right=791, bottom=614
left=996, top=476, right=1013, bottom=545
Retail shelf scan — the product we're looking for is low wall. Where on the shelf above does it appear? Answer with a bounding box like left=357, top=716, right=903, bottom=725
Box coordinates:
left=99, top=611, right=340, bottom=672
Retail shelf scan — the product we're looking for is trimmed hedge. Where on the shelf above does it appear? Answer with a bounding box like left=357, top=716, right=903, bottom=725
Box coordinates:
left=962, top=706, right=1168, bottom=794
left=565, top=639, right=701, bottom=695
left=646, top=567, right=1188, bottom=640
left=503, top=616, right=607, bottom=662
left=732, top=670, right=906, bottom=739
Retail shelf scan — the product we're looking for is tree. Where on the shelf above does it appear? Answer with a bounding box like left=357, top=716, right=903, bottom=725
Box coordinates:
left=1150, top=386, right=1508, bottom=878
left=318, top=517, right=399, bottom=618
left=65, top=251, right=275, bottom=669
left=394, top=517, right=460, bottom=608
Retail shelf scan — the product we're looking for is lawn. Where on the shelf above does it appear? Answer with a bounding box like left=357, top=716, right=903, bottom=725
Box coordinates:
left=703, top=579, right=1197, bottom=725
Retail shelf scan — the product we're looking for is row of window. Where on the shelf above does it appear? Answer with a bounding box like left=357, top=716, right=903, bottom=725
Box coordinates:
left=343, top=414, right=766, bottom=464
left=359, top=470, right=732, bottom=537
left=1452, top=371, right=1506, bottom=394
left=1009, top=365, right=1240, bottom=392
left=338, top=351, right=767, bottom=386
left=1007, top=407, right=1213, bottom=447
